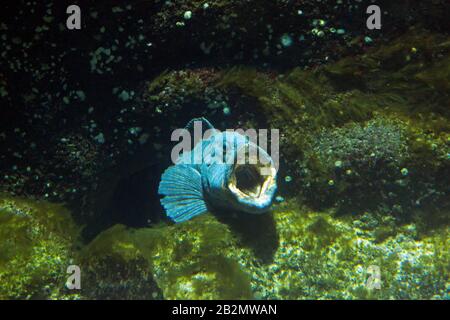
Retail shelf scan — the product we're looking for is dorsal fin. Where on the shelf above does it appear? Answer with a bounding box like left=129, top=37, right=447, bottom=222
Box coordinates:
left=183, top=117, right=217, bottom=150
left=185, top=117, right=215, bottom=132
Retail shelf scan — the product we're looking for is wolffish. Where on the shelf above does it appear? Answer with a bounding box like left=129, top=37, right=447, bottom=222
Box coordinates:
left=158, top=118, right=278, bottom=223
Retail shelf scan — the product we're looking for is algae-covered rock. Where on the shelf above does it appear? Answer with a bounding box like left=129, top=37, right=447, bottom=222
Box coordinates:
left=241, top=204, right=449, bottom=299
left=0, top=195, right=80, bottom=299
left=297, top=116, right=450, bottom=216
left=80, top=224, right=161, bottom=300
left=81, top=215, right=253, bottom=300
left=81, top=205, right=448, bottom=300
left=300, top=117, right=409, bottom=209
left=264, top=205, right=450, bottom=299
left=215, top=30, right=450, bottom=217
left=2, top=195, right=444, bottom=300
left=143, top=215, right=253, bottom=299
left=140, top=68, right=227, bottom=121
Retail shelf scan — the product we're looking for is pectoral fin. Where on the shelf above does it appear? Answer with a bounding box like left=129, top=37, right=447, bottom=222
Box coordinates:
left=158, top=164, right=208, bottom=223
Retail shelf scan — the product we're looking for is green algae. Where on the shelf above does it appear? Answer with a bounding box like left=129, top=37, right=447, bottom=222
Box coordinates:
left=137, top=215, right=253, bottom=300
left=216, top=29, right=450, bottom=130
left=415, top=55, right=450, bottom=94
left=77, top=203, right=448, bottom=300
left=218, top=67, right=272, bottom=100
left=217, top=65, right=374, bottom=132
left=0, top=193, right=447, bottom=300
left=306, top=215, right=341, bottom=247
left=214, top=30, right=450, bottom=221
left=248, top=204, right=450, bottom=299
left=0, top=195, right=80, bottom=299
left=81, top=215, right=252, bottom=299
left=80, top=225, right=161, bottom=300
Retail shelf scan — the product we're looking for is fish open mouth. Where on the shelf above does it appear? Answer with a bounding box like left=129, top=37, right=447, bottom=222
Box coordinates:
left=228, top=162, right=276, bottom=200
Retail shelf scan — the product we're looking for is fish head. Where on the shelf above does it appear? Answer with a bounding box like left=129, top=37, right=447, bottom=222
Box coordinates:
left=226, top=139, right=277, bottom=213
left=203, top=131, right=277, bottom=214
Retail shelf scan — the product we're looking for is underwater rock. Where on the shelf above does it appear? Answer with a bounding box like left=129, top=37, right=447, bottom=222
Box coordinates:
left=50, top=134, right=103, bottom=181
left=141, top=68, right=224, bottom=119
left=242, top=203, right=450, bottom=299
left=215, top=30, right=450, bottom=218
left=82, top=204, right=449, bottom=300
left=0, top=194, right=445, bottom=300
left=82, top=215, right=253, bottom=299
left=147, top=0, right=449, bottom=68
left=299, top=117, right=410, bottom=209
left=80, top=225, right=162, bottom=300
left=0, top=195, right=80, bottom=299
left=296, top=114, right=449, bottom=216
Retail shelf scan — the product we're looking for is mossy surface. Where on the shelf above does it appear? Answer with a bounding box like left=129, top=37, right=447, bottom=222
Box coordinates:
left=236, top=203, right=450, bottom=300
left=79, top=204, right=449, bottom=300
left=148, top=216, right=253, bottom=299
left=0, top=196, right=447, bottom=300
left=0, top=195, right=80, bottom=299
left=80, top=225, right=161, bottom=300
left=81, top=215, right=253, bottom=299
left=214, top=30, right=450, bottom=220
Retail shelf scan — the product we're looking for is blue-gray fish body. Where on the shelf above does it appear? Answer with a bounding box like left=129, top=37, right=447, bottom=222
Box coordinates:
left=158, top=118, right=278, bottom=223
